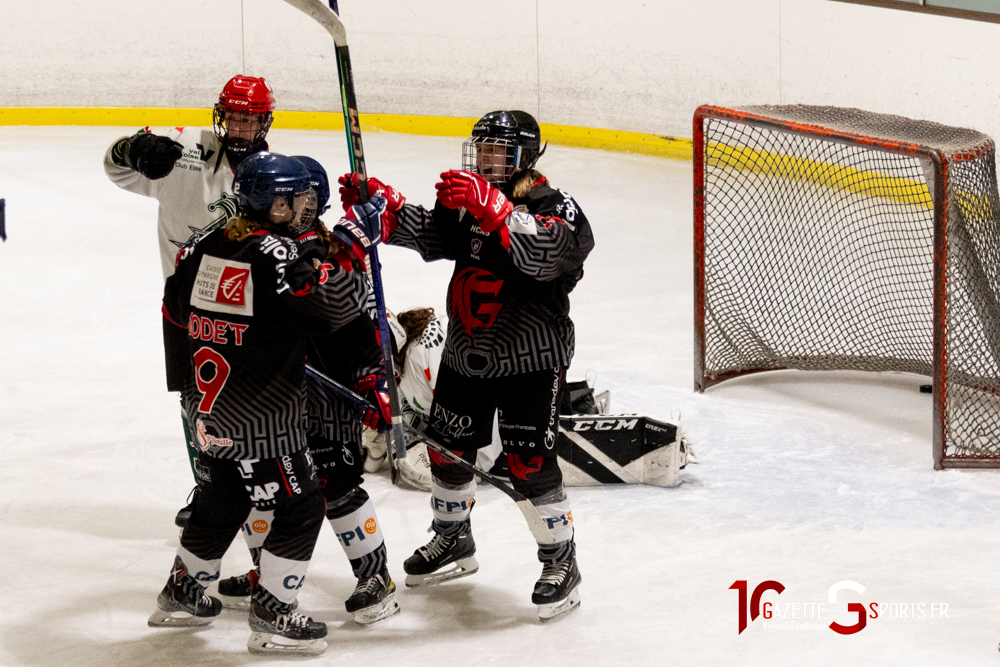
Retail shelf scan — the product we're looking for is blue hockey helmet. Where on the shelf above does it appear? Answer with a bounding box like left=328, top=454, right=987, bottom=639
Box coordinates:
left=292, top=155, right=331, bottom=215
left=233, top=151, right=316, bottom=233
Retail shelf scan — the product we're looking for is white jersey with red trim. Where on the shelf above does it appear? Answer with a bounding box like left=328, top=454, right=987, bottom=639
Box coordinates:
left=104, top=127, right=239, bottom=281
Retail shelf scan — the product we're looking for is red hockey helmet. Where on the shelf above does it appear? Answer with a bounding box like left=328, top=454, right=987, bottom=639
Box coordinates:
left=213, top=75, right=275, bottom=166
left=217, top=75, right=275, bottom=114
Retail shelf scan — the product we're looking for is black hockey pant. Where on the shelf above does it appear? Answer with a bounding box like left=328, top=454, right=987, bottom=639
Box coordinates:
left=178, top=448, right=325, bottom=605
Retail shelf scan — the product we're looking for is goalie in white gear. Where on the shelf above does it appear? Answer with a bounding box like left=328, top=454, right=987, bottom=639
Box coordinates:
left=364, top=308, right=503, bottom=491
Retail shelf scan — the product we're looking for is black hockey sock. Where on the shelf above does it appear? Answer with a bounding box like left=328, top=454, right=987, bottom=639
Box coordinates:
left=432, top=518, right=471, bottom=538
left=349, top=542, right=387, bottom=580
left=537, top=538, right=575, bottom=564
left=253, top=586, right=293, bottom=615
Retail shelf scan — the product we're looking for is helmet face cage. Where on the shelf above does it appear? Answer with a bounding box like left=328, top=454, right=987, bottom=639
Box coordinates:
left=285, top=188, right=319, bottom=236
left=462, top=137, right=521, bottom=186
left=213, top=105, right=273, bottom=158
left=213, top=76, right=276, bottom=160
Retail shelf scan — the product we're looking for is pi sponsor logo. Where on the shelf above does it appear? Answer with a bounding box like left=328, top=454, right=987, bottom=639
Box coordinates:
left=252, top=519, right=269, bottom=533
left=364, top=518, right=377, bottom=535
left=217, top=266, right=249, bottom=306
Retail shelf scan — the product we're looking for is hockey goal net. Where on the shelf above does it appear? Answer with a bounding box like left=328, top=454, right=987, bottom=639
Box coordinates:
left=693, top=105, right=1000, bottom=469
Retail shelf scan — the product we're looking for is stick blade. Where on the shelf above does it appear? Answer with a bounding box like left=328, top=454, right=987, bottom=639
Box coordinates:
left=281, top=0, right=347, bottom=45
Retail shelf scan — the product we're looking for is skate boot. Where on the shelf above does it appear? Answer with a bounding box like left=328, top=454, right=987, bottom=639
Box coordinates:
left=247, top=595, right=327, bottom=656
left=345, top=565, right=401, bottom=625
left=217, top=568, right=257, bottom=610
left=403, top=519, right=478, bottom=587
left=148, top=557, right=223, bottom=627
left=532, top=541, right=582, bottom=622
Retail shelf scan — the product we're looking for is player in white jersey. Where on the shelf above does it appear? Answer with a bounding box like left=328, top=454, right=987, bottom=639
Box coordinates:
left=376, top=308, right=503, bottom=490
left=104, top=75, right=276, bottom=525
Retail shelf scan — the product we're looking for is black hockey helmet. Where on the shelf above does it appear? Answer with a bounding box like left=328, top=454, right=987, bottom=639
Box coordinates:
left=463, top=110, right=547, bottom=187
left=233, top=152, right=316, bottom=234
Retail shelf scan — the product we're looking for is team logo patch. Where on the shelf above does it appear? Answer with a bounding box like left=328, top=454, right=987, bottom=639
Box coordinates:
left=217, top=266, right=249, bottom=306
left=471, top=238, right=483, bottom=255
left=191, top=255, right=254, bottom=316
left=508, top=454, right=544, bottom=480
left=450, top=267, right=503, bottom=336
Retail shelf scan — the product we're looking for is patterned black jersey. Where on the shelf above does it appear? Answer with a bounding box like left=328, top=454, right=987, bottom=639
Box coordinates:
left=163, top=228, right=368, bottom=460
left=389, top=177, right=594, bottom=377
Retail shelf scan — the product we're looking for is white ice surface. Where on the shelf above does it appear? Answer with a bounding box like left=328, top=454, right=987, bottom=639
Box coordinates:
left=3, top=127, right=1000, bottom=666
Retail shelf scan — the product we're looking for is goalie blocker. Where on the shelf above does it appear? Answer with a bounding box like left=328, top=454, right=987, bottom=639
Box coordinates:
left=556, top=415, right=696, bottom=488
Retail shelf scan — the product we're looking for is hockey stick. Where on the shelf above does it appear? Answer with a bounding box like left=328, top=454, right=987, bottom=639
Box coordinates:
left=304, top=364, right=557, bottom=545
left=282, top=0, right=407, bottom=485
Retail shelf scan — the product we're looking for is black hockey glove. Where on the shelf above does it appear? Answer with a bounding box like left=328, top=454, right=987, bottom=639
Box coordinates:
left=128, top=133, right=184, bottom=180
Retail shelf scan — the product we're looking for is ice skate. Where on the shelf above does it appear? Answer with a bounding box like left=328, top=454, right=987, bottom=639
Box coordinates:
left=403, top=521, right=478, bottom=587
left=247, top=599, right=327, bottom=656
left=345, top=565, right=401, bottom=625
left=148, top=561, right=222, bottom=627
left=216, top=569, right=257, bottom=610
left=532, top=550, right=582, bottom=622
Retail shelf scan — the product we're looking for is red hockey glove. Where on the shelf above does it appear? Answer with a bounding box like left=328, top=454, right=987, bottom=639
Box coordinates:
left=352, top=373, right=393, bottom=433
left=435, top=169, right=513, bottom=232
left=338, top=173, right=405, bottom=214
left=338, top=173, right=404, bottom=241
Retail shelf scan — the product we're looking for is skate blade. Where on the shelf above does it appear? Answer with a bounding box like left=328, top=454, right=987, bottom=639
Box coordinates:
left=404, top=556, right=479, bottom=588
left=217, top=593, right=251, bottom=611
left=353, top=592, right=401, bottom=626
left=247, top=632, right=328, bottom=656
left=538, top=585, right=581, bottom=623
left=147, top=607, right=215, bottom=628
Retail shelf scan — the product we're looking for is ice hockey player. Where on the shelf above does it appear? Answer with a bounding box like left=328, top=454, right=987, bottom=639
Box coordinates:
left=338, top=110, right=594, bottom=621
left=216, top=155, right=400, bottom=626
left=151, top=151, right=387, bottom=655
left=104, top=75, right=278, bottom=527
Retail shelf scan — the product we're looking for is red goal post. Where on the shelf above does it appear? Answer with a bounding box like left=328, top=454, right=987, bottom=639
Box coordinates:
left=692, top=104, right=1000, bottom=469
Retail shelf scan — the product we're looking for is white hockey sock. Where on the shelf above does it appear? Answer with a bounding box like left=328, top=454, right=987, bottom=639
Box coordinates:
left=430, top=479, right=476, bottom=525
left=532, top=498, right=575, bottom=544
left=328, top=497, right=385, bottom=561
left=177, top=546, right=222, bottom=588
left=258, top=549, right=311, bottom=606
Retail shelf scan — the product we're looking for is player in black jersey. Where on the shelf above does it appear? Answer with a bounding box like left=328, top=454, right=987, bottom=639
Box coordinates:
left=215, top=156, right=400, bottom=626
left=339, top=110, right=594, bottom=622
left=151, top=152, right=388, bottom=655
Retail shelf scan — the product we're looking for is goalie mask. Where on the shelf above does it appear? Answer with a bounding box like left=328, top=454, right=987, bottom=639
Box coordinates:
left=462, top=110, right=547, bottom=187
left=213, top=75, right=275, bottom=167
left=233, top=152, right=317, bottom=236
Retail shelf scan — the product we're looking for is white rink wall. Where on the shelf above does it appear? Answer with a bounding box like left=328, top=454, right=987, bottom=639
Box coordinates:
left=2, top=0, right=1000, bottom=142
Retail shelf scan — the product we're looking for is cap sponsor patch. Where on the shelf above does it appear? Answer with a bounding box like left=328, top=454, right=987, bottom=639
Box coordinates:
left=192, top=255, right=254, bottom=315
